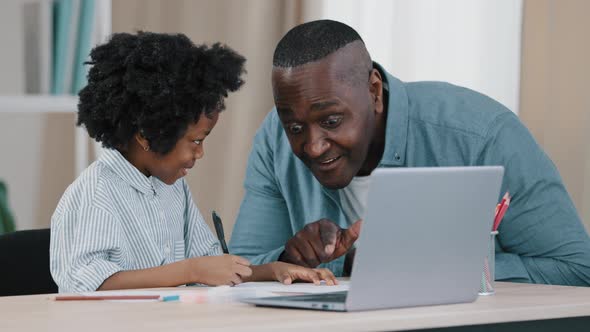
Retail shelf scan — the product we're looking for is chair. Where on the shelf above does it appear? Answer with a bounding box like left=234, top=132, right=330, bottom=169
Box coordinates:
left=0, top=181, right=16, bottom=234
left=0, top=228, right=58, bottom=296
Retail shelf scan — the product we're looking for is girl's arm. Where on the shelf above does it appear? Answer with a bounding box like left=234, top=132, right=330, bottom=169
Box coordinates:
left=99, top=255, right=251, bottom=290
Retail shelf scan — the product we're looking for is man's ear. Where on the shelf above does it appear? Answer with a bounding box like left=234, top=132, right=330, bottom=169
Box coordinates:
left=368, top=69, right=384, bottom=115
left=135, top=132, right=150, bottom=152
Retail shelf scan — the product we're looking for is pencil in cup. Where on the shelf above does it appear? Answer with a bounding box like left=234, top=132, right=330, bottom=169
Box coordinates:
left=492, top=192, right=511, bottom=231
left=479, top=230, right=498, bottom=295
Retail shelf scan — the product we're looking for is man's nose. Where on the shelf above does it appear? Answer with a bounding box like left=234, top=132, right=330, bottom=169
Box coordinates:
left=303, top=131, right=330, bottom=159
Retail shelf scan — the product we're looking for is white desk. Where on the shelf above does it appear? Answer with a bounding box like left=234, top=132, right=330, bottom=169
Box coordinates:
left=1, top=282, right=589, bottom=331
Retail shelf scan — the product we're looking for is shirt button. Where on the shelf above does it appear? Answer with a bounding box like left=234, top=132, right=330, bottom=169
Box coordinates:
left=394, top=152, right=401, bottom=161
left=164, top=245, right=170, bottom=255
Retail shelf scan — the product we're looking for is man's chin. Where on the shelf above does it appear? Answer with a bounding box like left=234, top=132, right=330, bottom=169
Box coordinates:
left=322, top=182, right=347, bottom=190
left=315, top=174, right=353, bottom=190
left=307, top=160, right=356, bottom=189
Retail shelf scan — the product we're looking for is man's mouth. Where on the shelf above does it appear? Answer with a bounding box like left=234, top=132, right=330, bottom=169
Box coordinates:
left=320, top=156, right=340, bottom=164
left=315, top=155, right=342, bottom=171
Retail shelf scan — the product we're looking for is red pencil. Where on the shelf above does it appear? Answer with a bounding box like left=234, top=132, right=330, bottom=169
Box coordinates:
left=54, top=295, right=161, bottom=301
left=493, top=193, right=511, bottom=231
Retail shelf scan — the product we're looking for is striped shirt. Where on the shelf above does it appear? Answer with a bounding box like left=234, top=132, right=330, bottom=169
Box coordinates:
left=50, top=149, right=221, bottom=293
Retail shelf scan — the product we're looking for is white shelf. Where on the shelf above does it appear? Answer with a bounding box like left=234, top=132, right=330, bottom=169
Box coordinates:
left=0, top=95, right=77, bottom=113
left=0, top=94, right=88, bottom=175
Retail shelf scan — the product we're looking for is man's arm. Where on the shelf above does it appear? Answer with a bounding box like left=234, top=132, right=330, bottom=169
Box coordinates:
left=279, top=218, right=362, bottom=268
left=229, top=113, right=294, bottom=265
left=479, top=112, right=590, bottom=286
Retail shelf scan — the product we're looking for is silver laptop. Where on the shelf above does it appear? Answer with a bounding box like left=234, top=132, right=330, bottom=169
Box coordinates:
left=242, top=166, right=504, bottom=311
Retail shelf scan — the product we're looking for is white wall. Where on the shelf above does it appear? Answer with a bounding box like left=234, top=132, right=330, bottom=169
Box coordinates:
left=303, top=0, right=523, bottom=113
left=0, top=1, right=26, bottom=93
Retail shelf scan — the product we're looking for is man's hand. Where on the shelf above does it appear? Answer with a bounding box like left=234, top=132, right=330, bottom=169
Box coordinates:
left=279, top=219, right=362, bottom=267
left=189, top=255, right=252, bottom=286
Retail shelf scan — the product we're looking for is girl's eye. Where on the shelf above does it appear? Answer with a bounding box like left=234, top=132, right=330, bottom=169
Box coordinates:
left=321, top=116, right=342, bottom=128
left=288, top=123, right=303, bottom=135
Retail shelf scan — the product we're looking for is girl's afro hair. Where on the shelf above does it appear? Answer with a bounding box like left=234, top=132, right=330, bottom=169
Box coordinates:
left=77, top=31, right=246, bottom=154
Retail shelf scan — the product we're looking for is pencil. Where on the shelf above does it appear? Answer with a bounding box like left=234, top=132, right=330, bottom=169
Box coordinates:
left=54, top=295, right=161, bottom=301
left=492, top=193, right=511, bottom=231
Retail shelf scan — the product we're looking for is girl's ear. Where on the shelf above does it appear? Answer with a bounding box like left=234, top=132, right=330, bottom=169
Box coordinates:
left=135, top=132, right=150, bottom=152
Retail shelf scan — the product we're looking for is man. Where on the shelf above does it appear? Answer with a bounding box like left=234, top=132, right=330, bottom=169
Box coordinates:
left=229, top=20, right=590, bottom=285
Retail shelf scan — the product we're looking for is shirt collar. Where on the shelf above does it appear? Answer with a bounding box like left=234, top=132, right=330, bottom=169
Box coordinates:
left=373, top=62, right=409, bottom=167
left=99, top=148, right=155, bottom=195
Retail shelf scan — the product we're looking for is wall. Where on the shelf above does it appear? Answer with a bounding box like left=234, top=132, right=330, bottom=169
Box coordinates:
left=519, top=0, right=590, bottom=230
left=2, top=0, right=588, bottom=235
left=0, top=1, right=77, bottom=230
left=112, top=0, right=299, bottom=238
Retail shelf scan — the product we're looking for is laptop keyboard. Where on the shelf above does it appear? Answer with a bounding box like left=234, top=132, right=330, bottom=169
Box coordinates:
left=283, top=291, right=348, bottom=303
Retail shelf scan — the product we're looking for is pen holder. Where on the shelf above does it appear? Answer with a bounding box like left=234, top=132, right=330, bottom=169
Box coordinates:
left=479, top=230, right=498, bottom=295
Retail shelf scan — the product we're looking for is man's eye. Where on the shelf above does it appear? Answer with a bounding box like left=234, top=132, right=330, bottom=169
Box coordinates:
left=321, top=116, right=342, bottom=128
left=193, top=139, right=203, bottom=145
left=288, top=123, right=303, bottom=134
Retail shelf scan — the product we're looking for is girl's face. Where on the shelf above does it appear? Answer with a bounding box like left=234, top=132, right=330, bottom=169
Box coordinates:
left=144, top=111, right=219, bottom=185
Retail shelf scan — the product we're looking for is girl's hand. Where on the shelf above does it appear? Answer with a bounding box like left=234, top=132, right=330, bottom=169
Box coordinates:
left=270, top=262, right=338, bottom=285
left=189, top=255, right=252, bottom=286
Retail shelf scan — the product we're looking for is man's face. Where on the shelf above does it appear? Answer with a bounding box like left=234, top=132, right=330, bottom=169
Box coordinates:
left=272, top=49, right=383, bottom=189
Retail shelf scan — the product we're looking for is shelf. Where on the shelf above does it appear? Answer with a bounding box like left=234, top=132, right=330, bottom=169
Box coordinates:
left=0, top=95, right=77, bottom=113
left=0, top=94, right=89, bottom=175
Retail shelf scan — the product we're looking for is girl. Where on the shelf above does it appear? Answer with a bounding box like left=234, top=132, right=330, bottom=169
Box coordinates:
left=50, top=32, right=336, bottom=293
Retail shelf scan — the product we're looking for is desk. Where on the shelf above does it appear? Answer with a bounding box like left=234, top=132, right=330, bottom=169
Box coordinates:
left=1, top=282, right=589, bottom=331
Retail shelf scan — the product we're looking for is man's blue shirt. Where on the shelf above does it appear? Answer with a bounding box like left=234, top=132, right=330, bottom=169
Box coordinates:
left=230, top=64, right=590, bottom=285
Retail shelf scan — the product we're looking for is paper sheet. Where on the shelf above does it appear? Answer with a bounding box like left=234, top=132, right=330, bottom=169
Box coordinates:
left=78, top=280, right=349, bottom=303
left=233, top=280, right=349, bottom=294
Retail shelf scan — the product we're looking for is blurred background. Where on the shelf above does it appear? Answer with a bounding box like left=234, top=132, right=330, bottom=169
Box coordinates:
left=0, top=0, right=588, bottom=237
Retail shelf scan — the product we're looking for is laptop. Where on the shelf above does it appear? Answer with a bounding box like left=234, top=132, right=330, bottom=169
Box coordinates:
left=242, top=166, right=504, bottom=311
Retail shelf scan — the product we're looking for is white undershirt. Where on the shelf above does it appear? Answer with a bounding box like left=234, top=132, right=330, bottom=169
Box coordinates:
left=339, top=175, right=372, bottom=222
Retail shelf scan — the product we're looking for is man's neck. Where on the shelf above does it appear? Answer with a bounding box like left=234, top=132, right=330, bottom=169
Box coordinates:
left=357, top=106, right=387, bottom=176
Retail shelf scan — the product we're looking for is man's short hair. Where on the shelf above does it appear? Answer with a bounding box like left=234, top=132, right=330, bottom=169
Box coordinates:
left=273, top=19, right=364, bottom=68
